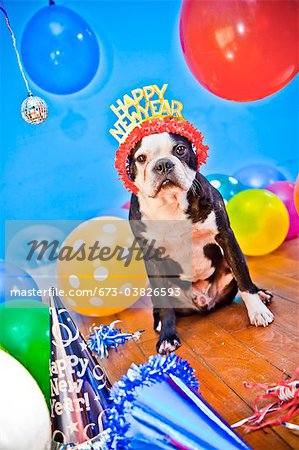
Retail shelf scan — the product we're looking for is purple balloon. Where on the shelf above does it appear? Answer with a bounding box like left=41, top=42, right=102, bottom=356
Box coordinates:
left=266, top=181, right=299, bottom=240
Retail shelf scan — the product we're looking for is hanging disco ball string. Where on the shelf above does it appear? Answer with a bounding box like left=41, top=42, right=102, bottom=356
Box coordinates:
left=0, top=6, right=48, bottom=124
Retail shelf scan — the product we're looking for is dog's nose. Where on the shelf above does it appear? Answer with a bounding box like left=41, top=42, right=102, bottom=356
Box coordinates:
left=154, top=158, right=175, bottom=175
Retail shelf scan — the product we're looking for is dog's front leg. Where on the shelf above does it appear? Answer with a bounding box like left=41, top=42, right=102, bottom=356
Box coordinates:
left=129, top=214, right=181, bottom=353
left=154, top=306, right=181, bottom=355
left=148, top=276, right=181, bottom=354
left=216, top=229, right=274, bottom=327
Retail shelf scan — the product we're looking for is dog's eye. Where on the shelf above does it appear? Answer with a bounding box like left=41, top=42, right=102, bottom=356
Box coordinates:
left=136, top=154, right=147, bottom=163
left=175, top=145, right=187, bottom=157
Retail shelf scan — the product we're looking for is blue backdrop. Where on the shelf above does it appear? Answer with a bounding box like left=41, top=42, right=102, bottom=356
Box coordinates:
left=1, top=0, right=298, bottom=258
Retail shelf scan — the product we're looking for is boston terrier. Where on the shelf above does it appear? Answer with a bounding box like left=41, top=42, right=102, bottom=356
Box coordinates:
left=128, top=132, right=274, bottom=355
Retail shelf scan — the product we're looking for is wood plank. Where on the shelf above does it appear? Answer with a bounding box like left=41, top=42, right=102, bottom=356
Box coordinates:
left=274, top=239, right=299, bottom=260
left=139, top=336, right=290, bottom=450
left=116, top=305, right=157, bottom=343
left=99, top=339, right=146, bottom=384
left=248, top=268, right=298, bottom=303
left=176, top=315, right=298, bottom=449
left=209, top=300, right=299, bottom=373
left=210, top=294, right=298, bottom=339
left=233, top=326, right=299, bottom=374
left=247, top=254, right=298, bottom=280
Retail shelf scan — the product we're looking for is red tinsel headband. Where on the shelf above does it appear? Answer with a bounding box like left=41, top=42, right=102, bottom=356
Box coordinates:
left=114, top=116, right=209, bottom=194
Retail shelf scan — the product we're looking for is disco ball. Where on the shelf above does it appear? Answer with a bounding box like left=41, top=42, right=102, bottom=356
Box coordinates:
left=21, top=94, right=48, bottom=124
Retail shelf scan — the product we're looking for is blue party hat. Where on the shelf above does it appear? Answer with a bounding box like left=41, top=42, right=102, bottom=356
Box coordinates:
left=105, top=354, right=251, bottom=450
left=50, top=292, right=111, bottom=449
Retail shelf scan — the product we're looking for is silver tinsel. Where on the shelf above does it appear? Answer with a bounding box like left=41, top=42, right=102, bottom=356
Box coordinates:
left=21, top=94, right=48, bottom=124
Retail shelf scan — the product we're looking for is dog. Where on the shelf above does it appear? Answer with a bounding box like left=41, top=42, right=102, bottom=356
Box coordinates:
left=128, top=132, right=274, bottom=355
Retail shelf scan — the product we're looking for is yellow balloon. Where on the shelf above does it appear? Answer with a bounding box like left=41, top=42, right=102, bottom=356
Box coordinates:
left=57, top=217, right=147, bottom=316
left=226, top=189, right=289, bottom=256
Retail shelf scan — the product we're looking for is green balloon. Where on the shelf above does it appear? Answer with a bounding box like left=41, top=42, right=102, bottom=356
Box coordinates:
left=0, top=299, right=50, bottom=406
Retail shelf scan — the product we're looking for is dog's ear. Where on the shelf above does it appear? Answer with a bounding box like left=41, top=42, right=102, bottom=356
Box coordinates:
left=181, top=136, right=198, bottom=171
left=188, top=142, right=198, bottom=171
left=126, top=152, right=137, bottom=181
left=126, top=139, right=142, bottom=181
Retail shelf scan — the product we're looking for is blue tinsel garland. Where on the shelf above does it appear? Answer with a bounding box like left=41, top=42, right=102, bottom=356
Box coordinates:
left=87, top=320, right=143, bottom=360
left=105, top=353, right=199, bottom=449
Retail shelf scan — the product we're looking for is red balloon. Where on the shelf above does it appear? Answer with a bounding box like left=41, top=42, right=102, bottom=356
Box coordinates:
left=180, top=0, right=298, bottom=101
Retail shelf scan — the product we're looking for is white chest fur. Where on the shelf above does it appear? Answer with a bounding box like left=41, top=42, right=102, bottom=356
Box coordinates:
left=137, top=192, right=220, bottom=282
left=192, top=211, right=219, bottom=281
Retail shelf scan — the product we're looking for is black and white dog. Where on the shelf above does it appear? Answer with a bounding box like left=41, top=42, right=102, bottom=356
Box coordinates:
left=128, top=132, right=274, bottom=355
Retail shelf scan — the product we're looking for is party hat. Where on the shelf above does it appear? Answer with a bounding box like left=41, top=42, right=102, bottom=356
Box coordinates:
left=105, top=354, right=251, bottom=450
left=50, top=292, right=111, bottom=449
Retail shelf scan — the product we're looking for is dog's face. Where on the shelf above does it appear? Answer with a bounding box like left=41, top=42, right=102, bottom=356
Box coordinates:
left=128, top=132, right=197, bottom=198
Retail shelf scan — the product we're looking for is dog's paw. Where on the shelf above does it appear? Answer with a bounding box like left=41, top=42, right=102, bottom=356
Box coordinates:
left=156, top=334, right=181, bottom=355
left=242, top=292, right=274, bottom=327
left=250, top=307, right=274, bottom=327
left=257, top=289, right=273, bottom=305
left=249, top=299, right=274, bottom=327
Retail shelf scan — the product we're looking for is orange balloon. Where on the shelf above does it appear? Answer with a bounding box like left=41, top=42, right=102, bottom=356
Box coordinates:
left=57, top=217, right=147, bottom=317
left=180, top=0, right=298, bottom=101
left=294, top=176, right=299, bottom=214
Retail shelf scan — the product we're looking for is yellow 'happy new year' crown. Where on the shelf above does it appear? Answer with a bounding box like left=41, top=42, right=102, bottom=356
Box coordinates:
left=109, top=84, right=185, bottom=144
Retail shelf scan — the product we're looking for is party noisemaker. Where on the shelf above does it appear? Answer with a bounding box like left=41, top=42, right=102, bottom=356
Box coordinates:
left=50, top=292, right=111, bottom=449
left=105, top=354, right=251, bottom=449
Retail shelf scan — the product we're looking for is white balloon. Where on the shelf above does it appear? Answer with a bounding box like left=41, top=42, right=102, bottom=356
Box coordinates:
left=0, top=349, right=51, bottom=450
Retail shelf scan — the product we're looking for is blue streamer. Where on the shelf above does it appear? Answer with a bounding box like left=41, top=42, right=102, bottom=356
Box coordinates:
left=87, top=320, right=143, bottom=360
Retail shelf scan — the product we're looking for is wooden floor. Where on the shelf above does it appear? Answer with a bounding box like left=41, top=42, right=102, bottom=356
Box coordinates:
left=77, top=239, right=299, bottom=450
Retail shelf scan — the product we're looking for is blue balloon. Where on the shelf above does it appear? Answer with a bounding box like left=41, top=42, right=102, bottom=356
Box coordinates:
left=6, top=223, right=66, bottom=271
left=206, top=173, right=245, bottom=203
left=233, top=164, right=287, bottom=189
left=21, top=5, right=100, bottom=95
left=0, top=260, right=41, bottom=304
